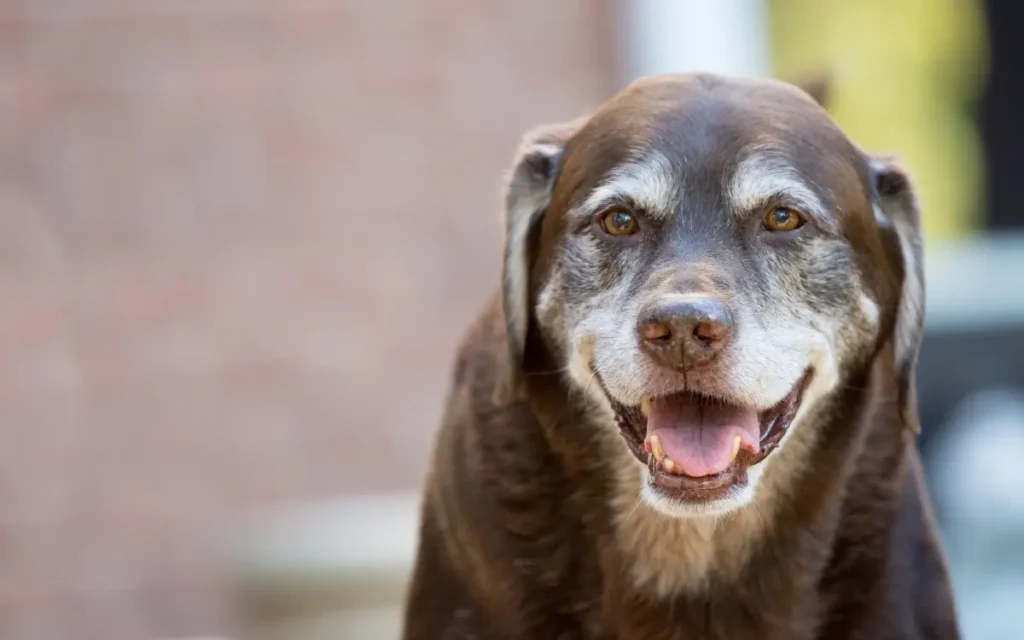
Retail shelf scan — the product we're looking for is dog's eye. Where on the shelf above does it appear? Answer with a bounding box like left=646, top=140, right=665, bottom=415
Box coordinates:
left=764, top=207, right=805, bottom=232
left=598, top=209, right=639, bottom=236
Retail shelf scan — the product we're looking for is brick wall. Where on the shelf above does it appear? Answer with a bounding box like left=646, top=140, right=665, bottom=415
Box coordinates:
left=0, top=2, right=617, bottom=637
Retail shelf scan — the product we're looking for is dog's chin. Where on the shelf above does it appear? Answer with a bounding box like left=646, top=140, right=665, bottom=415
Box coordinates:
left=604, top=369, right=814, bottom=518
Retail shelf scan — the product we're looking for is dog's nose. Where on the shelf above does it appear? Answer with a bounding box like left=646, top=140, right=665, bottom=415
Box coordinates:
left=637, top=295, right=733, bottom=369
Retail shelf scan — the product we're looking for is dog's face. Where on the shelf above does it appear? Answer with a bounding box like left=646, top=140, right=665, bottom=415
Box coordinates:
left=503, top=74, right=923, bottom=518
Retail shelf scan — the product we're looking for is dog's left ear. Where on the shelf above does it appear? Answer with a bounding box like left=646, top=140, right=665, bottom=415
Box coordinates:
left=502, top=119, right=579, bottom=388
left=791, top=70, right=832, bottom=109
left=869, top=155, right=925, bottom=434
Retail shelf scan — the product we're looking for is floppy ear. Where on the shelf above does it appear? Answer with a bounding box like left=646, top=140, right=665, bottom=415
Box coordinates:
left=869, top=155, right=925, bottom=434
left=790, top=70, right=833, bottom=109
left=502, top=120, right=578, bottom=385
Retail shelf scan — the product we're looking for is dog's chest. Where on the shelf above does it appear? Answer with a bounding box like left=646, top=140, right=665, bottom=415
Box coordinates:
left=591, top=519, right=820, bottom=639
left=602, top=594, right=817, bottom=640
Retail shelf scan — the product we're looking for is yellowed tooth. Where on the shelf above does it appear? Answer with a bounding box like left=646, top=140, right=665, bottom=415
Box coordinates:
left=662, top=457, right=676, bottom=473
left=640, top=397, right=652, bottom=418
left=650, top=434, right=665, bottom=462
left=730, top=435, right=741, bottom=463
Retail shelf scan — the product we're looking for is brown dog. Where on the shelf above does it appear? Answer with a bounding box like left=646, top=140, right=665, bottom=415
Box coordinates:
left=402, top=73, right=959, bottom=639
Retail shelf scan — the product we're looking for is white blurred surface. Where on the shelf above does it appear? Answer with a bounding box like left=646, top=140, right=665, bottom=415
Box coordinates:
left=927, top=389, right=1024, bottom=640
left=227, top=492, right=420, bottom=639
left=619, top=0, right=771, bottom=81
left=925, top=232, right=1024, bottom=332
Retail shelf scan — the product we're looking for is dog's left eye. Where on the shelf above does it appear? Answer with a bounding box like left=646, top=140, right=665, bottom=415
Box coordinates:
left=598, top=209, right=639, bottom=236
left=763, top=207, right=805, bottom=232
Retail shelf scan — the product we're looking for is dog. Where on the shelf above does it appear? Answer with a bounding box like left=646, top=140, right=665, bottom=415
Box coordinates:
left=402, top=73, right=959, bottom=639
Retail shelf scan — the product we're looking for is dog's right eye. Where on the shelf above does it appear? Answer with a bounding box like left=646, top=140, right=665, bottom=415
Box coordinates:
left=598, top=209, right=639, bottom=236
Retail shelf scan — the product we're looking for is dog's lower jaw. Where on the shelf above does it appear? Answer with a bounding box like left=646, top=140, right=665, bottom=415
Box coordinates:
left=641, top=469, right=760, bottom=519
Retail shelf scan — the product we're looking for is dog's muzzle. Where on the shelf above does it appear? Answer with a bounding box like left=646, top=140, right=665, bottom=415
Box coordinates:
left=604, top=369, right=814, bottom=501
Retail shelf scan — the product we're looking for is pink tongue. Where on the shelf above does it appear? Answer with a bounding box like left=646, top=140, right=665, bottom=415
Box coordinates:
left=647, top=394, right=761, bottom=477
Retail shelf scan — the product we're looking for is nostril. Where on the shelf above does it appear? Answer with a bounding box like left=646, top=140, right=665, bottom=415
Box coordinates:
left=642, top=321, right=673, bottom=342
left=693, top=320, right=728, bottom=345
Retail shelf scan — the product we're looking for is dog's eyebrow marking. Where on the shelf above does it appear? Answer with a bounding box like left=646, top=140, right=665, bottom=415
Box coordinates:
left=728, top=153, right=831, bottom=226
left=579, top=150, right=678, bottom=218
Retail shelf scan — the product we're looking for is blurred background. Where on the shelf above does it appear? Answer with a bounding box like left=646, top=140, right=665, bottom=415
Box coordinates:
left=1, top=1, right=1022, bottom=638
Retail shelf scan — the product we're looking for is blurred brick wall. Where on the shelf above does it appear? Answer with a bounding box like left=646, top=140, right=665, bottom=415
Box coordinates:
left=0, top=1, right=616, bottom=637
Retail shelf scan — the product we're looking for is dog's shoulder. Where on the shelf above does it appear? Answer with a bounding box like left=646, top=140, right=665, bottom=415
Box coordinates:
left=408, top=294, right=604, bottom=637
left=405, top=294, right=522, bottom=636
left=443, top=292, right=507, bottom=403
left=814, top=396, right=960, bottom=639
left=895, top=446, right=961, bottom=638
left=435, top=294, right=555, bottom=475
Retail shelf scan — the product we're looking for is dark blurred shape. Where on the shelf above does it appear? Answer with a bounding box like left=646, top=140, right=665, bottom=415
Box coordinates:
left=980, top=0, right=1024, bottom=230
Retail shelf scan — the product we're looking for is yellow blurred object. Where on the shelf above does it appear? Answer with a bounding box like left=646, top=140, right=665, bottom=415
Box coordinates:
left=767, top=0, right=990, bottom=241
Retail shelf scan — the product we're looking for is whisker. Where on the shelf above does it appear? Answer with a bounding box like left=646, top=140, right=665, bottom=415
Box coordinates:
left=578, top=353, right=617, bottom=412
left=623, top=496, right=645, bottom=525
left=712, top=512, right=733, bottom=537
left=749, top=494, right=771, bottom=527
left=526, top=366, right=573, bottom=377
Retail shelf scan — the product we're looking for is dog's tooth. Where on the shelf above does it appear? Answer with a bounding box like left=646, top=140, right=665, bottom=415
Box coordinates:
left=662, top=457, right=676, bottom=473
left=649, top=434, right=665, bottom=462
left=640, top=397, right=652, bottom=418
left=730, top=435, right=742, bottom=463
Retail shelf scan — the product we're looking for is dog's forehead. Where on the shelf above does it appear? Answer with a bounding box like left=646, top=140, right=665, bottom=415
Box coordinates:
left=558, top=74, right=860, bottom=205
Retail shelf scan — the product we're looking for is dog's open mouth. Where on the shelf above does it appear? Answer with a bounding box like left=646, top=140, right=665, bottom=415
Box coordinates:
left=606, top=370, right=814, bottom=502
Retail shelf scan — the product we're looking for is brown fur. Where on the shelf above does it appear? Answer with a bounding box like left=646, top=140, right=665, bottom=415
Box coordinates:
left=402, top=74, right=959, bottom=639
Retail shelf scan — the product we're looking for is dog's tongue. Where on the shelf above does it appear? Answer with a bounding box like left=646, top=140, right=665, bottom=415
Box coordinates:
left=647, top=393, right=760, bottom=477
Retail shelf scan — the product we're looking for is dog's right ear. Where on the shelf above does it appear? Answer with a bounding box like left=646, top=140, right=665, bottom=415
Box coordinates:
left=502, top=120, right=578, bottom=385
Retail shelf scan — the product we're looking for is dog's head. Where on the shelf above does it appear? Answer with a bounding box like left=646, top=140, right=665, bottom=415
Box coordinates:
left=502, top=74, right=923, bottom=518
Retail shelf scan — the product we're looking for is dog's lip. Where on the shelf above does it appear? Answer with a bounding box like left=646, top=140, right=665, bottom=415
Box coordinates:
left=605, top=369, right=814, bottom=498
left=754, top=369, right=815, bottom=460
